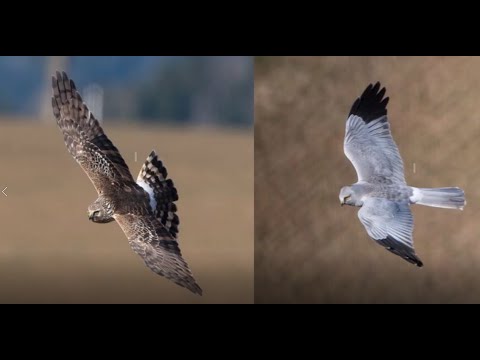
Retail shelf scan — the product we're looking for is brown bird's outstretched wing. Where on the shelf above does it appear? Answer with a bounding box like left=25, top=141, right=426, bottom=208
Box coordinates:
left=114, top=213, right=202, bottom=295
left=52, top=71, right=134, bottom=194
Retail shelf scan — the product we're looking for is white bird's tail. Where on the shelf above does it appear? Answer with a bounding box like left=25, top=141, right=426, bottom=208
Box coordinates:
left=411, top=187, right=466, bottom=210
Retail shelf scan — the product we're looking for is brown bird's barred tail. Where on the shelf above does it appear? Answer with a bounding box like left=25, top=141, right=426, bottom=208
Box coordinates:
left=137, top=151, right=180, bottom=238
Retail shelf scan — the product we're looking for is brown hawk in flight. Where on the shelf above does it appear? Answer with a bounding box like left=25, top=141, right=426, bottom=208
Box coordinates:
left=52, top=71, right=202, bottom=295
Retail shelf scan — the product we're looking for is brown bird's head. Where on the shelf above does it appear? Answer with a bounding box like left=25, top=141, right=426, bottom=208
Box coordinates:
left=88, top=196, right=115, bottom=223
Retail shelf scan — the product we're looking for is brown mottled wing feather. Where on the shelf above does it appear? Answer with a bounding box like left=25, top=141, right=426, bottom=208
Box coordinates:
left=114, top=213, right=202, bottom=295
left=51, top=71, right=134, bottom=194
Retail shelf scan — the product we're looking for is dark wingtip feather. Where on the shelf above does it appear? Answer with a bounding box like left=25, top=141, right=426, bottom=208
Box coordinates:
left=349, top=82, right=388, bottom=123
left=378, top=236, right=423, bottom=267
left=407, top=254, right=423, bottom=267
left=404, top=255, right=423, bottom=267
left=191, top=283, right=203, bottom=296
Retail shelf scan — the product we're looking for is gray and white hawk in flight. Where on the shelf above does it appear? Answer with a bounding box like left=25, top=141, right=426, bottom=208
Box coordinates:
left=339, top=82, right=466, bottom=267
left=52, top=71, right=202, bottom=295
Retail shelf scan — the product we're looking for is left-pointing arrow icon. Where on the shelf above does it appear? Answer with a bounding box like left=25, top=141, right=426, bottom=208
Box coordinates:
left=2, top=187, right=7, bottom=197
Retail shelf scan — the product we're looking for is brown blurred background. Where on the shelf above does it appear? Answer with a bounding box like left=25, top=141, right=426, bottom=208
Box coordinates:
left=255, top=56, right=478, bottom=303
left=0, top=56, right=253, bottom=303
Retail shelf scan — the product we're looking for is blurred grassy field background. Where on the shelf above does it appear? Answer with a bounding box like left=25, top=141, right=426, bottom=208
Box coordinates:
left=0, top=120, right=253, bottom=303
left=255, top=56, right=479, bottom=303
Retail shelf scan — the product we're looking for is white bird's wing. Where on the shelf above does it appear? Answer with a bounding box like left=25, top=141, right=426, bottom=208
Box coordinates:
left=358, top=197, right=422, bottom=267
left=344, top=82, right=406, bottom=185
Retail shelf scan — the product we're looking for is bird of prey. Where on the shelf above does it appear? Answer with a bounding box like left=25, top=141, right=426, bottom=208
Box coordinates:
left=52, top=71, right=202, bottom=295
left=339, top=82, right=465, bottom=267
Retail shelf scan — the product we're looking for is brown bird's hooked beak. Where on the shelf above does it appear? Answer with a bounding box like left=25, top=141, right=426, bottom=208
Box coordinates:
left=88, top=210, right=95, bottom=220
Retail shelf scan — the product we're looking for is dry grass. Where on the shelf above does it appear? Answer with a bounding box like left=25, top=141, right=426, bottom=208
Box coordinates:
left=255, top=56, right=480, bottom=303
left=0, top=120, right=253, bottom=303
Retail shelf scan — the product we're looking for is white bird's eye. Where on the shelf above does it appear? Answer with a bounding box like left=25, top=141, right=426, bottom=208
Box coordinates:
left=344, top=195, right=351, bottom=201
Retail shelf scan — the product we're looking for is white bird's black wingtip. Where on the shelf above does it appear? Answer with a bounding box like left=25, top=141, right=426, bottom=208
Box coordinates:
left=378, top=236, right=423, bottom=267
left=349, top=82, right=389, bottom=123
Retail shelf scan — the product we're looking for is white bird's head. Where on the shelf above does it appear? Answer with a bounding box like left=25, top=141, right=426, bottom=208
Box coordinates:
left=339, top=186, right=362, bottom=207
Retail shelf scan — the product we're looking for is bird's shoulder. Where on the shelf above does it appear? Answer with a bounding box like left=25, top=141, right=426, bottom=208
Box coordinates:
left=110, top=182, right=152, bottom=216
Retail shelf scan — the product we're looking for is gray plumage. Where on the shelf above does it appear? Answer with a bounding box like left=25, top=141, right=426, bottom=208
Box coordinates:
left=52, top=71, right=202, bottom=295
left=340, top=82, right=466, bottom=267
